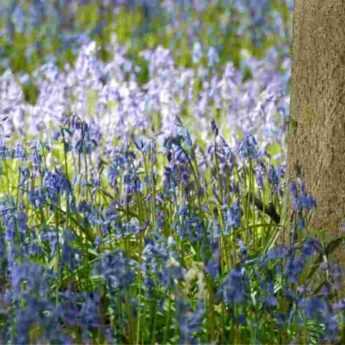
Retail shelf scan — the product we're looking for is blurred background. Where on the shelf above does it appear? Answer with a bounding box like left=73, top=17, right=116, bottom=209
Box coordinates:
left=0, top=0, right=293, bottom=160
left=0, top=0, right=292, bottom=81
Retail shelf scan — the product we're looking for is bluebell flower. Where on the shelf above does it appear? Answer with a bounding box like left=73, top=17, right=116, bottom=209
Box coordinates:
left=238, top=133, right=260, bottom=160
left=255, top=160, right=266, bottom=189
left=13, top=305, right=38, bottom=345
left=285, top=254, right=305, bottom=284
left=133, top=136, right=153, bottom=153
left=75, top=136, right=97, bottom=155
left=0, top=142, right=8, bottom=159
left=176, top=299, right=204, bottom=345
left=78, top=201, right=104, bottom=227
left=163, top=125, right=192, bottom=152
left=300, top=297, right=329, bottom=319
left=258, top=279, right=277, bottom=308
left=10, top=262, right=51, bottom=301
left=29, top=188, right=47, bottom=208
left=220, top=267, right=249, bottom=305
left=298, top=296, right=340, bottom=340
left=263, top=245, right=289, bottom=263
left=205, top=242, right=220, bottom=279
left=19, top=167, right=30, bottom=187
left=298, top=193, right=317, bottom=211
left=323, top=315, right=339, bottom=341
left=43, top=170, right=71, bottom=197
left=124, top=172, right=142, bottom=194
left=58, top=290, right=82, bottom=327
left=13, top=142, right=25, bottom=160
left=17, top=210, right=27, bottom=232
left=268, top=165, right=284, bottom=192
left=301, top=238, right=322, bottom=257
left=161, top=261, right=184, bottom=288
left=185, top=215, right=204, bottom=242
left=2, top=210, right=16, bottom=243
left=122, top=218, right=142, bottom=236
left=60, top=229, right=81, bottom=271
left=290, top=181, right=316, bottom=212
left=176, top=209, right=205, bottom=243
left=296, top=216, right=306, bottom=230
left=30, top=141, right=42, bottom=170
left=107, top=154, right=127, bottom=187
left=79, top=292, right=102, bottom=328
left=211, top=119, right=219, bottom=136
left=93, top=250, right=136, bottom=291
left=224, top=201, right=241, bottom=234
left=141, top=238, right=169, bottom=292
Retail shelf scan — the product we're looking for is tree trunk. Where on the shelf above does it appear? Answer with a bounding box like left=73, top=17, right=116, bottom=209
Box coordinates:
left=288, top=1, right=345, bottom=239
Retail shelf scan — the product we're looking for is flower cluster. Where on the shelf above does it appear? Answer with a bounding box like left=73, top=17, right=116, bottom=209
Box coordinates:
left=0, top=114, right=342, bottom=343
left=0, top=2, right=343, bottom=344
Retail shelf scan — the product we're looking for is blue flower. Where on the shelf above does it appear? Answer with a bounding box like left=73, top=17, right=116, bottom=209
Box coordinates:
left=176, top=299, right=204, bottom=344
left=60, top=229, right=81, bottom=271
left=19, top=167, right=30, bottom=187
left=285, top=254, right=305, bottom=284
left=79, top=292, right=102, bottom=328
left=238, top=133, right=260, bottom=160
left=268, top=165, right=284, bottom=192
left=93, top=250, right=136, bottom=291
left=290, top=181, right=316, bottom=212
left=224, top=201, right=241, bottom=234
left=107, top=154, right=127, bottom=187
left=29, top=188, right=46, bottom=208
left=206, top=244, right=220, bottom=279
left=220, top=267, right=249, bottom=305
left=300, top=297, right=329, bottom=319
left=43, top=170, right=71, bottom=196
left=0, top=142, right=8, bottom=159
left=124, top=172, right=142, bottom=194
left=301, top=238, right=322, bottom=257
left=13, top=142, right=25, bottom=160
left=255, top=160, right=266, bottom=189
left=299, top=296, right=340, bottom=340
left=263, top=245, right=289, bottom=263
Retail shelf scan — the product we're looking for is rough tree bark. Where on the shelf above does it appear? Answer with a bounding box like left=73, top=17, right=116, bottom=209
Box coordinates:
left=288, top=1, right=345, bottom=241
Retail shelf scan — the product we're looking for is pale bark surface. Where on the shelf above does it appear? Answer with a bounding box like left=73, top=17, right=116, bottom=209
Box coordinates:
left=288, top=1, right=345, bottom=237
